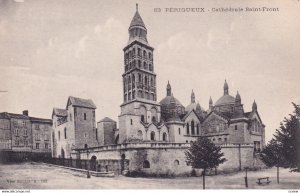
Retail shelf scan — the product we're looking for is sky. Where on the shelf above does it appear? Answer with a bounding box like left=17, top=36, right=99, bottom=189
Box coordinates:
left=0, top=0, right=299, bottom=142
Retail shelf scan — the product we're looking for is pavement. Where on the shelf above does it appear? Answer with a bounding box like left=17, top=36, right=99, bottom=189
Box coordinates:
left=0, top=162, right=299, bottom=189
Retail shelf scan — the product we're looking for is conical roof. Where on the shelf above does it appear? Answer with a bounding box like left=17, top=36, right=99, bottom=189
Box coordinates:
left=129, top=7, right=146, bottom=30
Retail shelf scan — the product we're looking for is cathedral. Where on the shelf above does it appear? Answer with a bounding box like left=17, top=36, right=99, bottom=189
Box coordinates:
left=116, top=5, right=265, bottom=150
left=52, top=5, right=266, bottom=175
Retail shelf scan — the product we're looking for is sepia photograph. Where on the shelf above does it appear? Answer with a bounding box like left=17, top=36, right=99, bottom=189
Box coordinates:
left=0, top=0, right=299, bottom=190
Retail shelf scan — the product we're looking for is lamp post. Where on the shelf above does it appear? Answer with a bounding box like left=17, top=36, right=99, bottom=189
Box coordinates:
left=244, top=167, right=249, bottom=188
left=86, top=147, right=90, bottom=178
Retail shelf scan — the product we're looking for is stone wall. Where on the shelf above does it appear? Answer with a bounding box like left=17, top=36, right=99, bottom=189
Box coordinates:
left=72, top=142, right=262, bottom=176
left=74, top=107, right=98, bottom=148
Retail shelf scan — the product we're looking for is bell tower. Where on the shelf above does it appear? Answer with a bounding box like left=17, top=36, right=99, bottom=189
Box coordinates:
left=119, top=5, right=161, bottom=144
left=122, top=4, right=157, bottom=103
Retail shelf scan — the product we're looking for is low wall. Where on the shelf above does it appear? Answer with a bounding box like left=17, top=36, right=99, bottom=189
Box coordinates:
left=0, top=151, right=51, bottom=163
left=72, top=142, right=261, bottom=176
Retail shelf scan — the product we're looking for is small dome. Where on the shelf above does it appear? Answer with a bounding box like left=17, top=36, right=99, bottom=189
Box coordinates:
left=160, top=95, right=184, bottom=108
left=160, top=95, right=185, bottom=121
left=215, top=95, right=235, bottom=106
left=185, top=102, right=205, bottom=112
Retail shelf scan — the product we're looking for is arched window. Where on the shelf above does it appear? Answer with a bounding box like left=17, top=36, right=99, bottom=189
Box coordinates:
left=115, top=134, right=119, bottom=144
left=174, top=160, right=179, bottom=166
left=61, top=148, right=65, bottom=159
left=178, top=128, right=181, bottom=135
left=133, top=48, right=136, bottom=56
left=148, top=53, right=152, bottom=59
left=149, top=63, right=153, bottom=71
left=162, top=132, right=167, bottom=141
left=138, top=73, right=141, bottom=82
left=132, top=91, right=135, bottom=99
left=58, top=131, right=60, bottom=141
left=141, top=115, right=145, bottom=123
left=144, top=76, right=148, bottom=86
left=128, top=76, right=131, bottom=85
left=96, top=129, right=98, bottom=140
left=138, top=48, right=141, bottom=56
left=64, top=127, right=67, bottom=139
left=84, top=113, right=87, bottom=120
left=150, top=77, right=153, bottom=86
left=138, top=60, right=141, bottom=68
left=143, top=50, right=146, bottom=57
left=132, top=75, right=135, bottom=85
left=191, top=120, right=195, bottom=135
left=143, top=160, right=150, bottom=168
left=84, top=144, right=88, bottom=149
left=151, top=116, right=156, bottom=124
left=197, top=124, right=200, bottom=135
left=137, top=130, right=143, bottom=140
left=144, top=62, right=147, bottom=69
left=186, top=123, right=190, bottom=135
left=150, top=131, right=155, bottom=141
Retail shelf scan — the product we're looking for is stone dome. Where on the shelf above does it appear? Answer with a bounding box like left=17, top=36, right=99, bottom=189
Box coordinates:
left=215, top=95, right=235, bottom=106
left=185, top=102, right=205, bottom=112
left=159, top=95, right=185, bottom=121
left=160, top=95, right=184, bottom=110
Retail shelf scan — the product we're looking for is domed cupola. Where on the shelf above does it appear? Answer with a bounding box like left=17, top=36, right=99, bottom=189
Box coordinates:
left=185, top=90, right=204, bottom=112
left=159, top=81, right=185, bottom=122
left=215, top=80, right=235, bottom=107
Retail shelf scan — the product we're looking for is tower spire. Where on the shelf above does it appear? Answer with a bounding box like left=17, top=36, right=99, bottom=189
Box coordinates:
left=224, top=79, right=229, bottom=95
left=136, top=3, right=138, bottom=12
left=191, top=90, right=195, bottom=103
left=209, top=96, right=213, bottom=110
left=167, top=81, right=171, bottom=96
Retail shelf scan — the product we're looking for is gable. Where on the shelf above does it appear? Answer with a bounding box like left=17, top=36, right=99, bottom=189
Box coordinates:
left=248, top=111, right=263, bottom=125
left=203, top=111, right=228, bottom=125
left=183, top=110, right=201, bottom=123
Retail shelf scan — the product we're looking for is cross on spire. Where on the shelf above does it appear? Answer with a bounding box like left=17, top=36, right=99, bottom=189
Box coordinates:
left=136, top=3, right=138, bottom=12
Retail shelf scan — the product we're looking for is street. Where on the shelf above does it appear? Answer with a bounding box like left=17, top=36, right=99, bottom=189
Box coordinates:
left=0, top=162, right=299, bottom=189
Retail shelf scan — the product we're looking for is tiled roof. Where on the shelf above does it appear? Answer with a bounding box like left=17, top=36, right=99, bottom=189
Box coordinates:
left=53, top=108, right=68, bottom=117
left=215, top=94, right=235, bottom=106
left=98, top=117, right=116, bottom=123
left=0, top=112, right=10, bottom=119
left=68, top=96, right=96, bottom=109
left=7, top=113, right=29, bottom=120
left=30, top=117, right=52, bottom=124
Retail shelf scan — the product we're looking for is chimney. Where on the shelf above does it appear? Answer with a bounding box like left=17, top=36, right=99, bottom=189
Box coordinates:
left=23, top=110, right=28, bottom=116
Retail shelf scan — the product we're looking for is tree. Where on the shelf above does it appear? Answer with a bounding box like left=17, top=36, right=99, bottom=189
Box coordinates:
left=261, top=139, right=286, bottom=183
left=261, top=103, right=300, bottom=180
left=185, top=137, right=226, bottom=189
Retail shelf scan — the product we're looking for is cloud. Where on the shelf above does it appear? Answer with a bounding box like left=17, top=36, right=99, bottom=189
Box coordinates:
left=75, top=35, right=89, bottom=58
